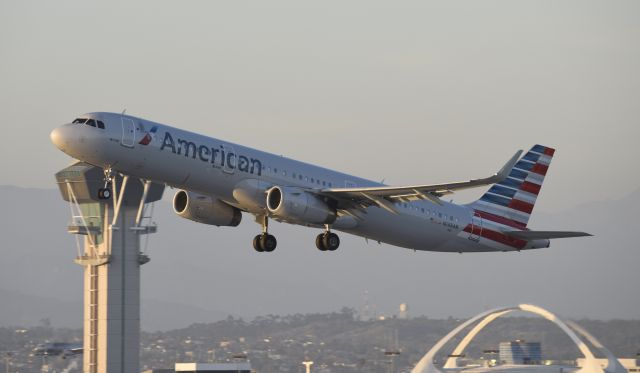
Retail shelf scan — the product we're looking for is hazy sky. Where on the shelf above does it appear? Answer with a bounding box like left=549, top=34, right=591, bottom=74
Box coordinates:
left=1, top=1, right=640, bottom=325
left=1, top=1, right=639, bottom=212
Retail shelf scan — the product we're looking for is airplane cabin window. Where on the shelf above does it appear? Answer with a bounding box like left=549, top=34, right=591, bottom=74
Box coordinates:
left=97, top=120, right=105, bottom=129
left=85, top=119, right=96, bottom=127
left=72, top=118, right=87, bottom=124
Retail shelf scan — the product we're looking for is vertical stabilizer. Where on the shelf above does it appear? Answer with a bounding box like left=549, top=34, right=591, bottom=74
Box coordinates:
left=471, top=144, right=554, bottom=228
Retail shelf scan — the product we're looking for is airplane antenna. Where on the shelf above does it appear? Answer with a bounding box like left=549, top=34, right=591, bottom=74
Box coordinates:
left=121, top=108, right=127, bottom=115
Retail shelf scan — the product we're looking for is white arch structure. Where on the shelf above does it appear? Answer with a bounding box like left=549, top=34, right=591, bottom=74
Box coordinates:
left=411, top=304, right=626, bottom=373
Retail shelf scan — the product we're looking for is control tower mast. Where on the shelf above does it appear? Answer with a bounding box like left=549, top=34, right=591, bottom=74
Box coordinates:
left=56, top=162, right=164, bottom=373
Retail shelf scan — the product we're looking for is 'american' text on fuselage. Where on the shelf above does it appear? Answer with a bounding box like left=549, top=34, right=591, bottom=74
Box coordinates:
left=160, top=132, right=262, bottom=175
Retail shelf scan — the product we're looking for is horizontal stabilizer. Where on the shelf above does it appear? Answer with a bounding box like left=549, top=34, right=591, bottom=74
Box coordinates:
left=504, top=230, right=593, bottom=240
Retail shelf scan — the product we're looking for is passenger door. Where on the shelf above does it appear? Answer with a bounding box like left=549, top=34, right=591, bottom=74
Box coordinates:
left=121, top=117, right=136, bottom=147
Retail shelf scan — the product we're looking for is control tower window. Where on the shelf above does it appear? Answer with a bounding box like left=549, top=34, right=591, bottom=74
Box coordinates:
left=72, top=118, right=87, bottom=124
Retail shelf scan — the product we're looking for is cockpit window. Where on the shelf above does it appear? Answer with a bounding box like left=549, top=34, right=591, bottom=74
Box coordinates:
left=72, top=117, right=106, bottom=129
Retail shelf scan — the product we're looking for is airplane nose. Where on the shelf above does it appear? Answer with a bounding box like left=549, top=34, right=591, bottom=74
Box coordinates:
left=50, top=127, right=66, bottom=150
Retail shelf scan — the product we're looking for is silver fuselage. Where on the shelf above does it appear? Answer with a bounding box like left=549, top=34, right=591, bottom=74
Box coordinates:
left=51, top=112, right=547, bottom=252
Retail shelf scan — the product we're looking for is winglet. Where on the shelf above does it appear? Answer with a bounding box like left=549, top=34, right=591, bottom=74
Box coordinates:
left=495, top=150, right=523, bottom=181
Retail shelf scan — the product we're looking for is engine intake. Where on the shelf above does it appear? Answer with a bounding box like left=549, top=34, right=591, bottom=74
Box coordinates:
left=266, top=186, right=336, bottom=225
left=173, top=190, right=242, bottom=226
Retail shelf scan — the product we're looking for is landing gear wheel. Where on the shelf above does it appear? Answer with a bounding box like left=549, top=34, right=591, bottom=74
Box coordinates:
left=253, top=235, right=264, bottom=252
left=261, top=234, right=277, bottom=252
left=316, top=234, right=327, bottom=251
left=323, top=232, right=340, bottom=251
left=98, top=188, right=111, bottom=200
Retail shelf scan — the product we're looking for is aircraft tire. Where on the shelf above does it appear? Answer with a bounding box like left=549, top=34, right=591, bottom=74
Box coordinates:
left=98, top=188, right=111, bottom=200
left=315, top=234, right=327, bottom=251
left=253, top=235, right=264, bottom=252
left=261, top=234, right=277, bottom=252
left=323, top=232, right=340, bottom=251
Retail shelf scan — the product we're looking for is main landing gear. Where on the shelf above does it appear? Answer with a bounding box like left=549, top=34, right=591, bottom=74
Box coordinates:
left=251, top=218, right=340, bottom=253
left=316, top=225, right=340, bottom=251
left=253, top=216, right=277, bottom=252
left=98, top=167, right=113, bottom=200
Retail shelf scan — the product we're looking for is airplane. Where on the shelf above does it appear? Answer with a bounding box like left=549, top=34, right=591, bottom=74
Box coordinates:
left=33, top=342, right=82, bottom=359
left=50, top=112, right=591, bottom=253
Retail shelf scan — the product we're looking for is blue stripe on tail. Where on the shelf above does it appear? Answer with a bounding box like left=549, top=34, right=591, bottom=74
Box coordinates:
left=471, top=144, right=556, bottom=227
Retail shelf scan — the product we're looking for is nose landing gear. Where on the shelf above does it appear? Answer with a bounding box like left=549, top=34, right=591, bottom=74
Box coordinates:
left=98, top=167, right=114, bottom=200
left=98, top=188, right=111, bottom=200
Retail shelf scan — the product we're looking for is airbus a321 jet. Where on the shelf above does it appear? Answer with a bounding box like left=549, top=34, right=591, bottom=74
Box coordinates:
left=50, top=113, right=591, bottom=253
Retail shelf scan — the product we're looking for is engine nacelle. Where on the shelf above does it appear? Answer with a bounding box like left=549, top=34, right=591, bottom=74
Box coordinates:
left=266, top=186, right=336, bottom=225
left=173, top=190, right=242, bottom=227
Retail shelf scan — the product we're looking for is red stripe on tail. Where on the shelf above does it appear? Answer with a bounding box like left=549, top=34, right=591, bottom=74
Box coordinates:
left=531, top=163, right=548, bottom=176
left=463, top=225, right=528, bottom=249
left=508, top=199, right=534, bottom=214
left=474, top=210, right=527, bottom=230
left=520, top=181, right=541, bottom=195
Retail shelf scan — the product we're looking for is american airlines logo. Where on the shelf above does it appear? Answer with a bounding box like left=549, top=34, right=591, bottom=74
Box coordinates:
left=159, top=132, right=263, bottom=176
left=139, top=126, right=158, bottom=145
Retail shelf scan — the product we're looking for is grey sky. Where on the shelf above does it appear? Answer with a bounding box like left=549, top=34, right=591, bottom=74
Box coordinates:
left=1, top=1, right=639, bottom=212
left=0, top=1, right=639, bottom=324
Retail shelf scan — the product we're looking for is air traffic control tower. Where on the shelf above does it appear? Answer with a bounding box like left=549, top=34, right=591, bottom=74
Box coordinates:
left=56, top=162, right=164, bottom=373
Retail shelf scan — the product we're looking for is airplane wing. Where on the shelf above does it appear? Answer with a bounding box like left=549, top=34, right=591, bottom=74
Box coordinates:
left=318, top=150, right=523, bottom=215
left=504, top=231, right=593, bottom=240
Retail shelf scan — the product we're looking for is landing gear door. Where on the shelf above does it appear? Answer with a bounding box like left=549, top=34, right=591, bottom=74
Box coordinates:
left=469, top=213, right=482, bottom=242
left=121, top=117, right=136, bottom=148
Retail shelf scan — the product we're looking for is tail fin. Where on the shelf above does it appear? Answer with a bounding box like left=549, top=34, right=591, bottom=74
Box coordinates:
left=471, top=144, right=555, bottom=227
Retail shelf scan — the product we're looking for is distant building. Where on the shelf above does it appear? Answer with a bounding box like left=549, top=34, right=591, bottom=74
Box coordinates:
left=175, top=362, right=252, bottom=373
left=399, top=303, right=409, bottom=319
left=499, top=340, right=541, bottom=365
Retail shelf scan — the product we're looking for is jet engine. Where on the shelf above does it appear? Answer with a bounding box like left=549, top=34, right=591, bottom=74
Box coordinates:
left=173, top=190, right=242, bottom=226
left=266, top=186, right=336, bottom=225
